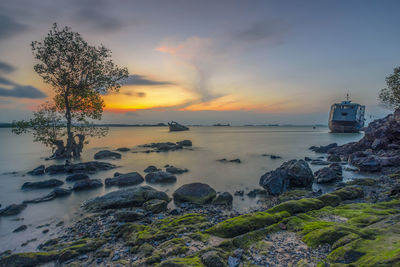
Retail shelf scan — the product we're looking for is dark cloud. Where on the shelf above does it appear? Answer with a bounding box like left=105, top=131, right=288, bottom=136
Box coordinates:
left=0, top=15, right=28, bottom=40
left=74, top=8, right=124, bottom=31
left=0, top=61, right=16, bottom=74
left=124, top=75, right=174, bottom=86
left=233, top=21, right=283, bottom=43
left=0, top=85, right=46, bottom=99
left=0, top=76, right=16, bottom=86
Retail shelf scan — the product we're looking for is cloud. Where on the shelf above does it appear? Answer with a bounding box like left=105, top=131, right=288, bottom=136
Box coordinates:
left=123, top=91, right=147, bottom=98
left=124, top=75, right=174, bottom=86
left=232, top=20, right=286, bottom=44
left=0, top=61, right=16, bottom=74
left=0, top=76, right=16, bottom=86
left=0, top=15, right=28, bottom=40
left=0, top=85, right=46, bottom=99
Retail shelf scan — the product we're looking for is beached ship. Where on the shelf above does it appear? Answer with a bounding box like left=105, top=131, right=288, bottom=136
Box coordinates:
left=328, top=94, right=365, bottom=133
left=168, top=121, right=189, bottom=132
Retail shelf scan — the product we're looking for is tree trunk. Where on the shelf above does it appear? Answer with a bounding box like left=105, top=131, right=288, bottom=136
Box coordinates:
left=64, top=89, right=73, bottom=158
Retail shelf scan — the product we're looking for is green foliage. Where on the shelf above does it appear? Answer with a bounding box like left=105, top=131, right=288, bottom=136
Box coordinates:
left=379, top=66, right=400, bottom=110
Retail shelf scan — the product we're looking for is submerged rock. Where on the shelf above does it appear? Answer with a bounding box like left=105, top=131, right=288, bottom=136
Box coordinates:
left=105, top=172, right=144, bottom=187
left=45, top=161, right=116, bottom=175
left=24, top=188, right=72, bottom=204
left=145, top=171, right=177, bottom=183
left=259, top=159, right=314, bottom=195
left=247, top=188, right=268, bottom=197
left=73, top=179, right=103, bottom=191
left=83, top=186, right=169, bottom=211
left=315, top=163, right=343, bottom=184
left=144, top=165, right=159, bottom=173
left=116, top=147, right=130, bottom=152
left=66, top=173, right=89, bottom=182
left=309, top=143, right=338, bottom=153
left=176, top=140, right=192, bottom=146
left=94, top=150, right=122, bottom=160
left=212, top=192, right=233, bottom=206
left=173, top=183, right=216, bottom=204
left=165, top=166, right=189, bottom=174
left=22, top=179, right=64, bottom=190
left=217, top=158, right=241, bottom=163
left=13, top=225, right=27, bottom=233
left=27, top=165, right=45, bottom=175
left=0, top=203, right=27, bottom=216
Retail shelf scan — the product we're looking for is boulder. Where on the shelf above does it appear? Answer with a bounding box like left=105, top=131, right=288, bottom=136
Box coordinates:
left=0, top=203, right=27, bottom=216
left=114, top=211, right=145, bottom=222
left=350, top=155, right=382, bottom=172
left=327, top=154, right=341, bottom=162
left=83, top=186, right=170, bottom=211
left=27, top=165, right=45, bottom=175
left=145, top=171, right=177, bottom=183
left=259, top=159, right=314, bottom=195
left=315, top=163, right=343, bottom=184
left=165, top=166, right=188, bottom=174
left=94, top=150, right=121, bottom=160
left=144, top=166, right=159, bottom=173
left=73, top=179, right=103, bottom=191
left=212, top=192, right=233, bottom=206
left=23, top=188, right=72, bottom=204
left=309, top=143, right=338, bottom=153
left=105, top=172, right=144, bottom=187
left=66, top=173, right=89, bottom=182
left=22, top=179, right=64, bottom=190
left=310, top=160, right=330, bottom=165
left=143, top=199, right=168, bottom=213
left=173, top=183, right=216, bottom=204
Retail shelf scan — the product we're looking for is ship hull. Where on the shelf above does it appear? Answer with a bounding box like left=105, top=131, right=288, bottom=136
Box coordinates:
left=328, top=120, right=362, bottom=133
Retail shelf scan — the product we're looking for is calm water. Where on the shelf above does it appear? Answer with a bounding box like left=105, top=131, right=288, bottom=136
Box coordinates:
left=0, top=126, right=365, bottom=252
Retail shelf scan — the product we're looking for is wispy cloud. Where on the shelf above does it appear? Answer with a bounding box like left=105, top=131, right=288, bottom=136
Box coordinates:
left=124, top=75, right=174, bottom=86
left=0, top=15, right=28, bottom=40
left=0, top=85, right=47, bottom=99
left=232, top=21, right=285, bottom=44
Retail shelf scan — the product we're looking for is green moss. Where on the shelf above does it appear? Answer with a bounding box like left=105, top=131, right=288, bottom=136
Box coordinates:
left=206, top=211, right=289, bottom=238
left=330, top=186, right=364, bottom=201
left=232, top=224, right=279, bottom=249
left=278, top=189, right=311, bottom=202
left=302, top=224, right=360, bottom=248
left=332, top=233, right=360, bottom=250
left=268, top=198, right=324, bottom=215
left=0, top=251, right=59, bottom=267
left=346, top=178, right=377, bottom=186
left=317, top=193, right=342, bottom=207
left=189, top=231, right=210, bottom=242
left=137, top=243, right=154, bottom=256
left=158, top=255, right=205, bottom=267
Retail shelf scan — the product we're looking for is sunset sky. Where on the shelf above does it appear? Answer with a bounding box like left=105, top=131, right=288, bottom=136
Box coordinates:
left=0, top=0, right=399, bottom=125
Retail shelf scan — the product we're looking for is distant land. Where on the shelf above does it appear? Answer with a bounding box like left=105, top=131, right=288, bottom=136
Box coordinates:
left=0, top=122, right=328, bottom=128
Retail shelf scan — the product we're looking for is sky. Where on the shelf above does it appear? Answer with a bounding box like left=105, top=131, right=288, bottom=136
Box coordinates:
left=0, top=0, right=399, bottom=125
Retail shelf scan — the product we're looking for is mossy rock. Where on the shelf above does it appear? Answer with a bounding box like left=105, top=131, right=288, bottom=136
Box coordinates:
left=278, top=189, right=312, bottom=202
left=137, top=243, right=154, bottom=256
left=0, top=251, right=59, bottom=267
left=268, top=198, right=324, bottom=215
left=346, top=178, right=377, bottom=186
left=206, top=211, right=289, bottom=238
left=143, top=199, right=168, bottom=213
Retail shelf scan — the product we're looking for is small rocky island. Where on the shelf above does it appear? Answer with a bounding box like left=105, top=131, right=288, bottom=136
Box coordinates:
left=1, top=113, right=400, bottom=267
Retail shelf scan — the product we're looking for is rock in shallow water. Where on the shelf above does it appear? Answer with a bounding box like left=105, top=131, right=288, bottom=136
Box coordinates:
left=13, top=225, right=27, bottom=232
left=94, top=150, right=121, bottom=160
left=105, top=172, right=144, bottom=187
left=83, top=186, right=169, bottom=211
left=165, top=166, right=189, bottom=174
left=173, top=183, right=216, bottom=204
left=73, top=179, right=103, bottom=191
left=143, top=199, right=168, bottom=213
left=144, top=165, right=159, bottom=173
left=0, top=203, right=27, bottom=216
left=212, top=192, right=233, bottom=206
left=145, top=171, right=177, bottom=183
left=24, top=188, right=72, bottom=204
left=22, top=179, right=64, bottom=190
left=27, top=165, right=45, bottom=175
left=315, top=163, right=343, bottom=184
left=259, top=159, right=313, bottom=195
left=66, top=173, right=89, bottom=182
left=45, top=161, right=116, bottom=175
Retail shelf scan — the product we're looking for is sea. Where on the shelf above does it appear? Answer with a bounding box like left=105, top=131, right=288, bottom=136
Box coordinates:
left=0, top=126, right=367, bottom=252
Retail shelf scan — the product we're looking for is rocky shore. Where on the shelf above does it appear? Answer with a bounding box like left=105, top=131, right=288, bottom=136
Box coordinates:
left=1, top=114, right=400, bottom=266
